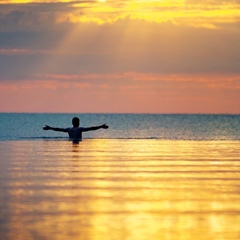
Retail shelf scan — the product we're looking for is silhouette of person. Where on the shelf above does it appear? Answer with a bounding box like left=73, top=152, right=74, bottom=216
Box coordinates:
left=43, top=117, right=108, bottom=141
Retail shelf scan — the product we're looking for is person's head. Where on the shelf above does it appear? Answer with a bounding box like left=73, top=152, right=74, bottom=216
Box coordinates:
left=72, top=117, right=80, bottom=127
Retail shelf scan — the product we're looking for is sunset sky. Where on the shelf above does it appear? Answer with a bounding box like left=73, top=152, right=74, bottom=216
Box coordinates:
left=0, top=0, right=240, bottom=113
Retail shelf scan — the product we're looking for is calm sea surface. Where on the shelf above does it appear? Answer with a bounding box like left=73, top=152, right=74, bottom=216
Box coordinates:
left=0, top=113, right=240, bottom=141
left=0, top=114, right=240, bottom=240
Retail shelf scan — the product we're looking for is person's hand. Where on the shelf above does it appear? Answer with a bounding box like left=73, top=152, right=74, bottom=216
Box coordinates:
left=43, top=125, right=50, bottom=130
left=102, top=124, right=109, bottom=129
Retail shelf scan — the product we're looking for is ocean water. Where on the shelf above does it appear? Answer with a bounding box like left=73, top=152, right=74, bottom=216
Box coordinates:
left=0, top=113, right=240, bottom=141
left=0, top=113, right=240, bottom=240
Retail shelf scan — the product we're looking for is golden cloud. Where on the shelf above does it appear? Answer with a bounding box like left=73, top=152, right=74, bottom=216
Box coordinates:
left=0, top=0, right=239, bottom=29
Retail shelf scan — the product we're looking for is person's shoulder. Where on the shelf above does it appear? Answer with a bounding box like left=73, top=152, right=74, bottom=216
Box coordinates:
left=70, top=127, right=85, bottom=131
left=74, top=127, right=86, bottom=132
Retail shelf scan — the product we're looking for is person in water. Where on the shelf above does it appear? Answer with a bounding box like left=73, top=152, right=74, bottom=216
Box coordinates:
left=43, top=117, right=108, bottom=141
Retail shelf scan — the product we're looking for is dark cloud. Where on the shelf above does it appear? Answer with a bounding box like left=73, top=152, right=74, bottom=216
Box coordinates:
left=0, top=1, right=87, bottom=31
left=0, top=0, right=124, bottom=30
left=0, top=30, right=67, bottom=49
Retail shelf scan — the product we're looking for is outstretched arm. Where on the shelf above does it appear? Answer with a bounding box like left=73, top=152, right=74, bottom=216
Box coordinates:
left=43, top=125, right=68, bottom=132
left=83, top=124, right=109, bottom=132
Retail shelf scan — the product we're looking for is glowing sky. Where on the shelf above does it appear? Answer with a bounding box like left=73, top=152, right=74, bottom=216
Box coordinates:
left=0, top=0, right=240, bottom=113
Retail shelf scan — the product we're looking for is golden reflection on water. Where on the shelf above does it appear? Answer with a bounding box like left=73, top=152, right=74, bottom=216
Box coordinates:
left=0, top=140, right=240, bottom=240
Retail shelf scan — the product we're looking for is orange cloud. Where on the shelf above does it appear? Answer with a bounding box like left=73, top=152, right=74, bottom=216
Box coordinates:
left=0, top=73, right=239, bottom=113
left=35, top=72, right=240, bottom=91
